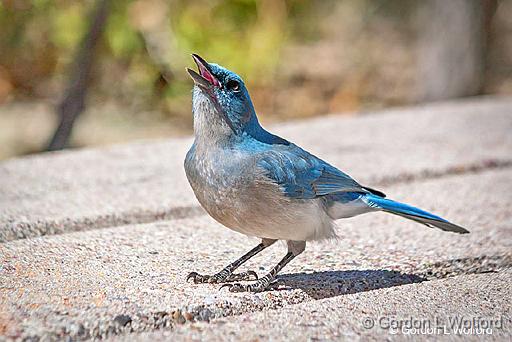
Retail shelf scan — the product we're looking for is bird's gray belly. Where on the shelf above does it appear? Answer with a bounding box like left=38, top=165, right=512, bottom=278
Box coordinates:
left=185, top=157, right=335, bottom=241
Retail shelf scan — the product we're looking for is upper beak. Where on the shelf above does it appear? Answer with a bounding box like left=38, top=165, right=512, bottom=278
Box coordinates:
left=187, top=54, right=221, bottom=88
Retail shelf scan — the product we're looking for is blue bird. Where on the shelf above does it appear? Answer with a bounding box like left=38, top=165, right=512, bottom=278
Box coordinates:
left=184, top=54, right=469, bottom=292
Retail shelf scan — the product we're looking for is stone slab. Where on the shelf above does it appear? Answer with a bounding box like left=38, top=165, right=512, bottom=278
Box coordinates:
left=1, top=169, right=511, bottom=340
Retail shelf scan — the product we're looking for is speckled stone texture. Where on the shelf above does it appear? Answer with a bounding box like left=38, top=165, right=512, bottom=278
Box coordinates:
left=1, top=96, right=511, bottom=341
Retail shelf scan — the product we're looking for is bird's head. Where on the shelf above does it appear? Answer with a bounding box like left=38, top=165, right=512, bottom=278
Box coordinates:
left=187, top=54, right=258, bottom=140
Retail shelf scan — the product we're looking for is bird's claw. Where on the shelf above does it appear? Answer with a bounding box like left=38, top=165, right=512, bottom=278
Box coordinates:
left=227, top=270, right=258, bottom=281
left=187, top=270, right=259, bottom=284
left=220, top=278, right=283, bottom=293
left=187, top=271, right=210, bottom=284
left=219, top=283, right=247, bottom=292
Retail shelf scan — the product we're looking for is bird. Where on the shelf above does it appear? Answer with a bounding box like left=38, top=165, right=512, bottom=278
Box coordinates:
left=184, top=54, right=469, bottom=293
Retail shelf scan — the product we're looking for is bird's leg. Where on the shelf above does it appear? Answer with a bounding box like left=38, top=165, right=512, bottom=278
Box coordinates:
left=221, top=240, right=306, bottom=293
left=187, top=238, right=276, bottom=284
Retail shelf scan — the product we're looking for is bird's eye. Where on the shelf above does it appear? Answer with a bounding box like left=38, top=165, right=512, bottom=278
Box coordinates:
left=226, top=80, right=240, bottom=92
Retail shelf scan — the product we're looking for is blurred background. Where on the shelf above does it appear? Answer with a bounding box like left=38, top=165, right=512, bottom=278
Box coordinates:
left=0, top=0, right=510, bottom=160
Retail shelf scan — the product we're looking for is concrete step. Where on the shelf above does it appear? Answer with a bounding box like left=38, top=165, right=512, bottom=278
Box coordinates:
left=1, top=169, right=510, bottom=340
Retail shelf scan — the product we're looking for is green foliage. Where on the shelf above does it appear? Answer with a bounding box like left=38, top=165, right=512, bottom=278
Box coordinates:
left=51, top=3, right=88, bottom=50
left=0, top=0, right=293, bottom=105
left=0, top=0, right=423, bottom=113
left=105, top=2, right=143, bottom=58
left=170, top=0, right=286, bottom=82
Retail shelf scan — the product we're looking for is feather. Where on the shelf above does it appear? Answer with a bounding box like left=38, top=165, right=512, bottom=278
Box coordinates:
left=363, top=194, right=469, bottom=234
left=257, top=143, right=369, bottom=199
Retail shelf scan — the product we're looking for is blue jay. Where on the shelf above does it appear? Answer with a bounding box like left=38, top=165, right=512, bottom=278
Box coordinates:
left=184, top=54, right=468, bottom=292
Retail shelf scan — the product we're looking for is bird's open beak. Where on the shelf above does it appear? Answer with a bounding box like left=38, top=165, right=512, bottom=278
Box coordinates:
left=187, top=54, right=221, bottom=88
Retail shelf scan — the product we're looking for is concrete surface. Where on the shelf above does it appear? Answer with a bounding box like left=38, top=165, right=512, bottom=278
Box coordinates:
left=118, top=270, right=512, bottom=341
left=1, top=97, right=511, bottom=341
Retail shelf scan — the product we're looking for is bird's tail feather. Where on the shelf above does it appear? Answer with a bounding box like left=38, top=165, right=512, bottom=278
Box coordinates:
left=364, top=194, right=469, bottom=234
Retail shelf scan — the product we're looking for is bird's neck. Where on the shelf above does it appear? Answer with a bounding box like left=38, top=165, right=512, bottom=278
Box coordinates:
left=192, top=93, right=288, bottom=149
left=192, top=103, right=233, bottom=148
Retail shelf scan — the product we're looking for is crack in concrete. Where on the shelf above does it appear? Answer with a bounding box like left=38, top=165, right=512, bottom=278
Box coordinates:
left=415, top=254, right=512, bottom=280
left=0, top=206, right=205, bottom=243
left=372, top=158, right=512, bottom=187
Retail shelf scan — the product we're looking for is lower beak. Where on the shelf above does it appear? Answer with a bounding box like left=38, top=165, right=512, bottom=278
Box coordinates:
left=187, top=68, right=212, bottom=88
left=187, top=54, right=221, bottom=88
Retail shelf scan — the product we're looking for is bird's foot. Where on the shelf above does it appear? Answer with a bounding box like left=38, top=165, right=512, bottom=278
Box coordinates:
left=186, top=270, right=258, bottom=284
left=226, top=271, right=259, bottom=282
left=220, top=277, right=284, bottom=293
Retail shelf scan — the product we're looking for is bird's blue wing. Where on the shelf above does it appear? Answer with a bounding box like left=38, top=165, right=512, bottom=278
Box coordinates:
left=257, top=144, right=366, bottom=199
